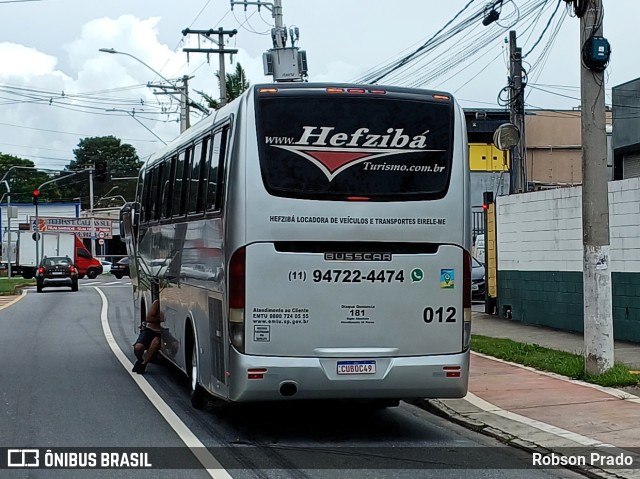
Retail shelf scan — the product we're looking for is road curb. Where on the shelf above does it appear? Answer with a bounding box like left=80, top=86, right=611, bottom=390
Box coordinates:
left=412, top=398, right=633, bottom=479
left=0, top=289, right=27, bottom=311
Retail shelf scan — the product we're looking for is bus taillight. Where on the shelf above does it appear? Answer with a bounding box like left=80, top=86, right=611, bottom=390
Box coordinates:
left=229, top=247, right=246, bottom=353
left=462, top=249, right=472, bottom=350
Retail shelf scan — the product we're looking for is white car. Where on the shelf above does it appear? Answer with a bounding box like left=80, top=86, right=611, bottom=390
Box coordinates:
left=99, top=259, right=113, bottom=274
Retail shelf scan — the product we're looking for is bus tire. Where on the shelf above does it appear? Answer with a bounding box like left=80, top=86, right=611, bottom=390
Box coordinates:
left=87, top=268, right=99, bottom=279
left=187, top=327, right=207, bottom=410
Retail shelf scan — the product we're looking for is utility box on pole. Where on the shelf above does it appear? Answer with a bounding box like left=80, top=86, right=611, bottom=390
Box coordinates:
left=233, top=0, right=309, bottom=83
left=263, top=48, right=308, bottom=81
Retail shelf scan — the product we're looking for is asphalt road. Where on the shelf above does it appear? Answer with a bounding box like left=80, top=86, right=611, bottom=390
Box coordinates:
left=0, top=277, right=586, bottom=479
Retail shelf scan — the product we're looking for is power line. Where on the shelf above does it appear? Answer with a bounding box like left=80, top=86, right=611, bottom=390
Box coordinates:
left=0, top=121, right=160, bottom=142
left=353, top=0, right=556, bottom=92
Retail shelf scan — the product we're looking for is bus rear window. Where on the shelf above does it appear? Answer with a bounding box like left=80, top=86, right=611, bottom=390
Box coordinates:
left=256, top=96, right=454, bottom=201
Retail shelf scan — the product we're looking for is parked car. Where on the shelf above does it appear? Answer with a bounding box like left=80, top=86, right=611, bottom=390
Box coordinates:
left=471, top=256, right=486, bottom=300
left=100, top=259, right=113, bottom=274
left=36, top=256, right=79, bottom=293
left=473, top=234, right=485, bottom=264
left=111, top=257, right=130, bottom=279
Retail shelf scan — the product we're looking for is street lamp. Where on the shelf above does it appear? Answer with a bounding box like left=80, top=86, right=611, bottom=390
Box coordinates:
left=96, top=195, right=127, bottom=207
left=0, top=165, right=39, bottom=279
left=98, top=48, right=174, bottom=84
left=34, top=170, right=89, bottom=265
left=1, top=180, right=12, bottom=278
left=98, top=47, right=209, bottom=116
left=97, top=186, right=119, bottom=201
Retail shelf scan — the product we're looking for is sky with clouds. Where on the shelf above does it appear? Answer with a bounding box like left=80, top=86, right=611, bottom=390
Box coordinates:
left=1, top=0, right=639, bottom=172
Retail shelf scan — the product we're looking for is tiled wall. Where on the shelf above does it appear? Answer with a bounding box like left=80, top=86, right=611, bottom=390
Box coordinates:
left=496, top=177, right=640, bottom=342
left=498, top=270, right=640, bottom=342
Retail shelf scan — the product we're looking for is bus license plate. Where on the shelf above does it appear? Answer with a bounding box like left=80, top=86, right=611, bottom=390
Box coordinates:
left=337, top=361, right=376, bottom=375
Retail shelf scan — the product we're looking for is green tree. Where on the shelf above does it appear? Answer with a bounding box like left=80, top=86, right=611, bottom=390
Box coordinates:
left=58, top=136, right=143, bottom=208
left=197, top=62, right=250, bottom=109
left=0, top=154, right=61, bottom=203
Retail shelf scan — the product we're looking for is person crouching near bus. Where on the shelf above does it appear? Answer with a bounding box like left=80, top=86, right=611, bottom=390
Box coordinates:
left=132, top=300, right=164, bottom=374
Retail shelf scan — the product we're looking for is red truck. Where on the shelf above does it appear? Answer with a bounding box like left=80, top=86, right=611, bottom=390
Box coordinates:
left=72, top=235, right=104, bottom=279
left=15, top=231, right=103, bottom=279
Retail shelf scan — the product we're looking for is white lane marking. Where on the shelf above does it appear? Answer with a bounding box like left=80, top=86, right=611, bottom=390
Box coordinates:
left=96, top=287, right=232, bottom=479
left=465, top=392, right=617, bottom=448
left=472, top=351, right=640, bottom=403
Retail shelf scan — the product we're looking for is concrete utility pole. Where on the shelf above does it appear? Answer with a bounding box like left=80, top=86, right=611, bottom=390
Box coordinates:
left=181, top=76, right=191, bottom=131
left=509, top=31, right=527, bottom=194
left=182, top=28, right=239, bottom=107
left=580, top=0, right=614, bottom=375
left=89, top=168, right=96, bottom=257
left=147, top=77, right=197, bottom=133
left=272, top=0, right=285, bottom=48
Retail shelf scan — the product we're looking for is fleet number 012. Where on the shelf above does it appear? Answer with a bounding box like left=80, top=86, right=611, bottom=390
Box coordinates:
left=423, top=306, right=457, bottom=323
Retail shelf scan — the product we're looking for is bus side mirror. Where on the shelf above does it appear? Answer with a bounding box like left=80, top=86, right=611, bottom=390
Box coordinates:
left=493, top=123, right=520, bottom=151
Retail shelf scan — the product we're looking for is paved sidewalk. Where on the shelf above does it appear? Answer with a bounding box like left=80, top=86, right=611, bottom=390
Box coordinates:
left=421, top=310, right=640, bottom=479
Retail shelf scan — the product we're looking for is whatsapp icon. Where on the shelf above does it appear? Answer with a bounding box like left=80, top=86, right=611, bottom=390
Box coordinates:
left=410, top=268, right=424, bottom=283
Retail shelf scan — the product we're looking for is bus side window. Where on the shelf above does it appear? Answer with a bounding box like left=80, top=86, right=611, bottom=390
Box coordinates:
left=179, top=147, right=192, bottom=216
left=197, top=136, right=210, bottom=213
left=162, top=155, right=176, bottom=219
left=173, top=151, right=185, bottom=218
left=188, top=139, right=206, bottom=215
left=206, top=132, right=221, bottom=211
left=151, top=164, right=162, bottom=222
left=206, top=126, right=229, bottom=212
left=141, top=169, right=152, bottom=223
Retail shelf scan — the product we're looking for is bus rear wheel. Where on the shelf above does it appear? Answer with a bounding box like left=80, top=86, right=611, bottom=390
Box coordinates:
left=187, top=329, right=207, bottom=410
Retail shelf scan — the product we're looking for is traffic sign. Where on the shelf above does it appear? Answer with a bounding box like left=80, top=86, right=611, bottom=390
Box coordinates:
left=98, top=232, right=106, bottom=239
left=32, top=232, right=40, bottom=241
left=98, top=239, right=105, bottom=245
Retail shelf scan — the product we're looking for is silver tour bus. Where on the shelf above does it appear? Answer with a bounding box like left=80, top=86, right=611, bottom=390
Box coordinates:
left=120, top=83, right=472, bottom=408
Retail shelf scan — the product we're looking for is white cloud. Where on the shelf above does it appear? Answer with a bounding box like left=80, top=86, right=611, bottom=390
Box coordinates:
left=0, top=43, right=64, bottom=80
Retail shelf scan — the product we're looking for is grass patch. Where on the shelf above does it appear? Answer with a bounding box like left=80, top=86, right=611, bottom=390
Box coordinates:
left=0, top=278, right=35, bottom=295
left=471, top=334, right=640, bottom=388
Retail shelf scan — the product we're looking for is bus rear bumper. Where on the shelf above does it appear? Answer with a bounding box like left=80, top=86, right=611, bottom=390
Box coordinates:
left=227, top=350, right=469, bottom=402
